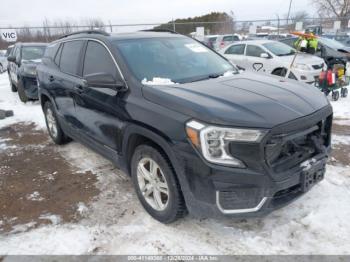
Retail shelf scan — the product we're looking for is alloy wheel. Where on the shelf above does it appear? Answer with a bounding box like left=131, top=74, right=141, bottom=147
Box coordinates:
left=137, top=157, right=169, bottom=211
left=46, top=107, right=58, bottom=138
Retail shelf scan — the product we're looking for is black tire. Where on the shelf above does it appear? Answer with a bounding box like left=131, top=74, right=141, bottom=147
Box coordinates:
left=332, top=90, right=340, bottom=101
left=0, top=64, right=4, bottom=74
left=43, top=101, right=70, bottom=145
left=131, top=145, right=187, bottom=223
left=341, top=87, right=348, bottom=98
left=17, top=80, right=28, bottom=103
left=11, top=82, right=17, bottom=92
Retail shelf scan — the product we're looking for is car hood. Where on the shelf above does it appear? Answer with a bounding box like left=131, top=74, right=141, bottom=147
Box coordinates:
left=142, top=72, right=330, bottom=128
left=277, top=53, right=324, bottom=66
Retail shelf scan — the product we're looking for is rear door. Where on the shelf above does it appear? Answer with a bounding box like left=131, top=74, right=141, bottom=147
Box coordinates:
left=74, top=40, right=124, bottom=150
left=223, top=44, right=246, bottom=69
left=9, top=45, right=20, bottom=84
left=53, top=40, right=86, bottom=128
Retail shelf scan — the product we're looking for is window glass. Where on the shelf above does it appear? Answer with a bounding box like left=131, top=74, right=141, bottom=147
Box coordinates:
left=54, top=44, right=62, bottom=66
left=44, top=43, right=59, bottom=59
left=22, top=46, right=46, bottom=61
left=246, top=45, right=266, bottom=57
left=263, top=42, right=295, bottom=56
left=113, top=37, right=238, bottom=84
left=225, top=44, right=245, bottom=55
left=60, top=41, right=84, bottom=75
left=83, top=41, right=117, bottom=77
left=223, top=36, right=233, bottom=41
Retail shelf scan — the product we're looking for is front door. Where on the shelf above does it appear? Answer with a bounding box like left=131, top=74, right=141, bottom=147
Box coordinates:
left=245, top=44, right=271, bottom=74
left=74, top=40, right=125, bottom=151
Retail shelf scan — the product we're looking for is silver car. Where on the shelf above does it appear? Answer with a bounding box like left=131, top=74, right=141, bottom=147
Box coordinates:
left=214, top=34, right=240, bottom=51
left=220, top=40, right=326, bottom=84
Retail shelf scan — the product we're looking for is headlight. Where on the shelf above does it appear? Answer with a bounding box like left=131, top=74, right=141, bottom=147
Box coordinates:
left=293, top=63, right=311, bottom=71
left=185, top=120, right=266, bottom=168
left=23, top=66, right=37, bottom=76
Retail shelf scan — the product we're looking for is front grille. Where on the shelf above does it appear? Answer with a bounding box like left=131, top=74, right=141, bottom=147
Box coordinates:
left=265, top=114, right=332, bottom=174
left=312, top=63, right=324, bottom=70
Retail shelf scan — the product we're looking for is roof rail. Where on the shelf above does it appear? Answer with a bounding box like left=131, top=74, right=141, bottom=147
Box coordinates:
left=140, top=29, right=178, bottom=34
left=59, top=30, right=110, bottom=39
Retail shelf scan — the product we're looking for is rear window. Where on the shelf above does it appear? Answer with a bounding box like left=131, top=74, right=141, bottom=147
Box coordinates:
left=225, top=44, right=245, bottom=55
left=22, top=46, right=46, bottom=61
left=59, top=40, right=84, bottom=75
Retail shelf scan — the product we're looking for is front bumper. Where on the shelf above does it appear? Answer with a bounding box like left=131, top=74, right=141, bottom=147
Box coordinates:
left=21, top=76, right=39, bottom=99
left=294, top=69, right=323, bottom=84
left=173, top=106, right=332, bottom=218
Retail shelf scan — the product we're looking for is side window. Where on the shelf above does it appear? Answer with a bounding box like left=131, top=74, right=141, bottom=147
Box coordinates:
left=223, top=36, right=233, bottom=42
left=60, top=41, right=84, bottom=75
left=83, top=41, right=117, bottom=78
left=44, top=43, right=60, bottom=60
left=225, top=44, right=245, bottom=55
left=54, top=44, right=62, bottom=66
left=15, top=46, right=21, bottom=61
left=246, top=45, right=266, bottom=57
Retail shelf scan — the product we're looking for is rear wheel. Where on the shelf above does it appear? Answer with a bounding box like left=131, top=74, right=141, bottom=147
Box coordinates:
left=0, top=64, right=4, bottom=73
left=332, top=90, right=340, bottom=101
left=43, top=101, right=70, bottom=145
left=131, top=145, right=187, bottom=223
left=341, top=87, right=348, bottom=98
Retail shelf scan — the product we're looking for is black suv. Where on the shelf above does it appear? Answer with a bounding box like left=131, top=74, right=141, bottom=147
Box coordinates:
left=7, top=42, right=47, bottom=102
left=37, top=30, right=332, bottom=223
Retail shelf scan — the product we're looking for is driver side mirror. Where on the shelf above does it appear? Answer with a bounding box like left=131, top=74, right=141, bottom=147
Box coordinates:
left=260, top=53, right=270, bottom=59
left=84, top=72, right=127, bottom=91
left=7, top=55, right=16, bottom=63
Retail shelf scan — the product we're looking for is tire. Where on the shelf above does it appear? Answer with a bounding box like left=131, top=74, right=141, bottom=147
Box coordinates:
left=10, top=80, right=17, bottom=92
left=131, top=145, right=187, bottom=223
left=341, top=87, right=348, bottom=98
left=17, top=79, right=28, bottom=103
left=0, top=64, right=3, bottom=74
left=43, top=101, right=70, bottom=145
left=332, top=90, right=340, bottom=101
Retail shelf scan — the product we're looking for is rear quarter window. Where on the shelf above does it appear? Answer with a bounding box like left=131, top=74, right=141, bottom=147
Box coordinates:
left=44, top=43, right=60, bottom=59
left=59, top=40, right=84, bottom=75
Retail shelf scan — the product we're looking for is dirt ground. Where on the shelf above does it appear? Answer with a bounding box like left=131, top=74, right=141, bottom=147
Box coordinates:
left=0, top=123, right=99, bottom=233
left=0, top=120, right=348, bottom=235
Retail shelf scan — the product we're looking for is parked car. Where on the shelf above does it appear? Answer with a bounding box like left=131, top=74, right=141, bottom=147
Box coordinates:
left=280, top=37, right=350, bottom=71
left=37, top=30, right=332, bottom=223
left=7, top=42, right=47, bottom=102
left=0, top=51, right=7, bottom=73
left=203, top=35, right=218, bottom=49
left=220, top=40, right=325, bottom=84
left=323, top=34, right=350, bottom=47
left=214, top=34, right=240, bottom=50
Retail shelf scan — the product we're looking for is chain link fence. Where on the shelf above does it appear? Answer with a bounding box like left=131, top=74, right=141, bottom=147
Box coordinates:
left=1, top=17, right=350, bottom=49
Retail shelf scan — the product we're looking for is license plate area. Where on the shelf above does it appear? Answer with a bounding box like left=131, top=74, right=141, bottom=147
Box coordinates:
left=301, top=161, right=326, bottom=192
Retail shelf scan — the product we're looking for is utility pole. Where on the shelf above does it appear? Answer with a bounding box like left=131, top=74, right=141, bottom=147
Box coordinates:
left=286, top=0, right=293, bottom=27
left=275, top=14, right=280, bottom=35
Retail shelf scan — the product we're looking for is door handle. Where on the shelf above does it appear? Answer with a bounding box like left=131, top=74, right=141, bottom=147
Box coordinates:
left=49, top=75, right=55, bottom=82
left=74, top=84, right=84, bottom=93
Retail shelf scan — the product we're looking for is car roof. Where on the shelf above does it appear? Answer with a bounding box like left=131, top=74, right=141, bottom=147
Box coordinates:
left=15, top=42, right=47, bottom=47
left=53, top=31, right=186, bottom=44
left=231, top=39, right=277, bottom=45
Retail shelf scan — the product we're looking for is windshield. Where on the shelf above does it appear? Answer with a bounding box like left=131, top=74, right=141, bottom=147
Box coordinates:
left=263, top=42, right=296, bottom=56
left=320, top=38, right=345, bottom=50
left=113, top=37, right=237, bottom=84
left=22, top=46, right=46, bottom=61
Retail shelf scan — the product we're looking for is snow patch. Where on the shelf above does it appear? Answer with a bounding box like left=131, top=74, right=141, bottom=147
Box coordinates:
left=26, top=191, right=44, bottom=201
left=142, top=77, right=177, bottom=85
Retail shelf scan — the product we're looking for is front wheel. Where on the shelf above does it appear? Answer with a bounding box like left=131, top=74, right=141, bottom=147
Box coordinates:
left=131, top=145, right=187, bottom=223
left=17, top=80, right=28, bottom=103
left=43, top=101, right=70, bottom=145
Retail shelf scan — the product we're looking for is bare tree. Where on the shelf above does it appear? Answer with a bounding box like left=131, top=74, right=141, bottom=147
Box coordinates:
left=311, top=0, right=350, bottom=27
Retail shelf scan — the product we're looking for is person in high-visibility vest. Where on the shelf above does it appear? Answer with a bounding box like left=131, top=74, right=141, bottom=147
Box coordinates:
left=294, top=33, right=318, bottom=54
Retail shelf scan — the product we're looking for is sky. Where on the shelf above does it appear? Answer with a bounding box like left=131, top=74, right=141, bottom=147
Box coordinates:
left=0, top=0, right=316, bottom=27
